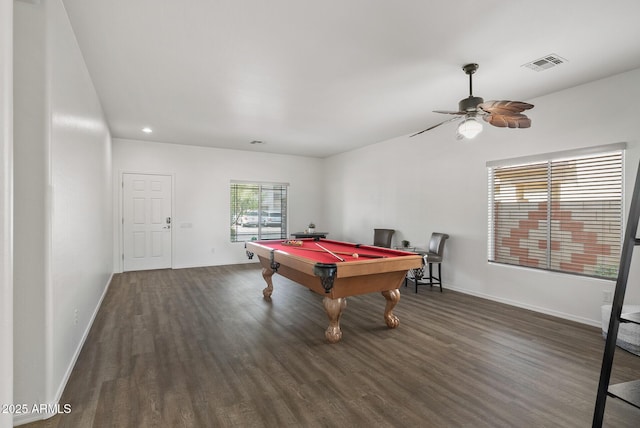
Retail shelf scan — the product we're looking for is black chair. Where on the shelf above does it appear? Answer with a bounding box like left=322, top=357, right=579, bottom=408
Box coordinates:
left=409, top=233, right=449, bottom=293
left=373, top=228, right=395, bottom=248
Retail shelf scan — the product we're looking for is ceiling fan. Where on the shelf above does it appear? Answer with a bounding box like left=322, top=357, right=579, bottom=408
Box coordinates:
left=410, top=63, right=534, bottom=139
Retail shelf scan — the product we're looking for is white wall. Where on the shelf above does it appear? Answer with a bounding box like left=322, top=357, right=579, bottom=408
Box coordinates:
left=13, top=0, right=113, bottom=424
left=113, top=139, right=325, bottom=271
left=325, top=68, right=640, bottom=326
left=48, top=0, right=113, bottom=410
left=0, top=0, right=13, bottom=427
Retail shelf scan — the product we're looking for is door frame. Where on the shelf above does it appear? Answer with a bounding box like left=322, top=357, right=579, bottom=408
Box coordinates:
left=118, top=171, right=175, bottom=273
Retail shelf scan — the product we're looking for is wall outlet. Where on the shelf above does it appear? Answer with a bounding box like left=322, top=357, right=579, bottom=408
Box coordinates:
left=603, top=290, right=613, bottom=304
left=74, top=309, right=79, bottom=325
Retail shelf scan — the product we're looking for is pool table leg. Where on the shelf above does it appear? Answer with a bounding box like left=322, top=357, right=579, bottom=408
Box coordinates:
left=323, top=297, right=347, bottom=343
left=261, top=266, right=274, bottom=299
left=381, top=289, right=400, bottom=328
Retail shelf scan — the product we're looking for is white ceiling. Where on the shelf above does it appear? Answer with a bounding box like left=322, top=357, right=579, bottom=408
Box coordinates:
left=61, top=0, right=640, bottom=158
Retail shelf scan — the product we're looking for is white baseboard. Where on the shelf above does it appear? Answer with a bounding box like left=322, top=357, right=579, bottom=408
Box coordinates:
left=13, top=273, right=114, bottom=427
left=444, top=283, right=601, bottom=328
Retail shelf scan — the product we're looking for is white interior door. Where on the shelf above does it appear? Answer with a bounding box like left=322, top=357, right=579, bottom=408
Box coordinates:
left=123, top=173, right=172, bottom=271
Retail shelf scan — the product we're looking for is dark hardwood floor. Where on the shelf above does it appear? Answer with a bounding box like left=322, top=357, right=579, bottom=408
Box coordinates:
left=23, top=264, right=640, bottom=427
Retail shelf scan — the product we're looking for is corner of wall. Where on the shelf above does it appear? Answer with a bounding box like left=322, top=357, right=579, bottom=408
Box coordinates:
left=0, top=0, right=13, bottom=426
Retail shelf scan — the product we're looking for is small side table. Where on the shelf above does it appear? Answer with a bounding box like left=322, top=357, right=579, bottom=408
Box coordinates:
left=291, top=232, right=329, bottom=239
left=394, top=246, right=421, bottom=252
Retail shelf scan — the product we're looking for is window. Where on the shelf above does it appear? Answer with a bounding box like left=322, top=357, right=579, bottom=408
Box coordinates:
left=230, top=181, right=288, bottom=242
left=487, top=146, right=624, bottom=279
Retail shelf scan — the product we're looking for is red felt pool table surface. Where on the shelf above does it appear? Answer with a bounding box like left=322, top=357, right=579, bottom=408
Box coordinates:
left=245, top=238, right=423, bottom=343
left=256, top=238, right=415, bottom=263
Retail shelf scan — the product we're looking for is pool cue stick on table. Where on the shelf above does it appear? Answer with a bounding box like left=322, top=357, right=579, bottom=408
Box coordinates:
left=282, top=243, right=387, bottom=259
left=315, top=242, right=345, bottom=262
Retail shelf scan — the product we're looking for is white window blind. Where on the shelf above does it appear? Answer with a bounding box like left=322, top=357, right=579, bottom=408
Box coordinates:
left=488, top=150, right=623, bottom=279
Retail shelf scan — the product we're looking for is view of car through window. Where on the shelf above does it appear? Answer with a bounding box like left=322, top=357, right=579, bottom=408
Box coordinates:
left=237, top=211, right=282, bottom=227
left=237, top=210, right=264, bottom=227
left=263, top=211, right=281, bottom=226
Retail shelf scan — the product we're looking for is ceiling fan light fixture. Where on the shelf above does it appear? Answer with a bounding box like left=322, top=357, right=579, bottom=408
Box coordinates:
left=457, top=116, right=482, bottom=139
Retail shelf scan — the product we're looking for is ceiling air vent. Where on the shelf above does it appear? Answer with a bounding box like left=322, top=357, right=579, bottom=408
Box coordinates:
left=523, top=54, right=567, bottom=72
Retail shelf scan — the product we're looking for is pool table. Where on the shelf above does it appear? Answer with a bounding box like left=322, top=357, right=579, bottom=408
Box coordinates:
left=245, top=238, right=422, bottom=343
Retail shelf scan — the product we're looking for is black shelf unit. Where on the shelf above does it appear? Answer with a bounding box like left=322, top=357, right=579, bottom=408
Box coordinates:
left=608, top=380, right=640, bottom=408
left=593, top=161, right=640, bottom=426
left=621, top=312, right=640, bottom=325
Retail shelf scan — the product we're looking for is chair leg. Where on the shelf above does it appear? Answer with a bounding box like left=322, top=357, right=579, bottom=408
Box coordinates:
left=428, top=263, right=433, bottom=289
left=414, top=263, right=444, bottom=293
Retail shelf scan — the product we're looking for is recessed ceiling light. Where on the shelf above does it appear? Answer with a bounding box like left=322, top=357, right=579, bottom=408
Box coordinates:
left=142, top=127, right=153, bottom=133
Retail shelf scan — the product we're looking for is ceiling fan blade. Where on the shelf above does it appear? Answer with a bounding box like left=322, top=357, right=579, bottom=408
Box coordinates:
left=410, top=116, right=461, bottom=137
left=483, top=113, right=532, bottom=128
left=433, top=110, right=465, bottom=115
left=478, top=100, right=534, bottom=115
